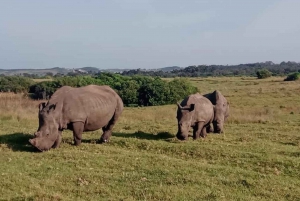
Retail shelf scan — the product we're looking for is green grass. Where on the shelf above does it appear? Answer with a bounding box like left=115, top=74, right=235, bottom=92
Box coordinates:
left=0, top=77, right=300, bottom=200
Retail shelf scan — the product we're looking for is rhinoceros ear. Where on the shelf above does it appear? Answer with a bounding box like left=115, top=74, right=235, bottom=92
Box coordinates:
left=39, top=102, right=46, bottom=111
left=189, top=104, right=195, bottom=111
left=48, top=103, right=57, bottom=112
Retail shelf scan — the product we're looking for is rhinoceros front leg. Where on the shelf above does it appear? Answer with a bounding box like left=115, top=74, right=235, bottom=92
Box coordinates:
left=193, top=121, right=205, bottom=140
left=72, top=122, right=84, bottom=146
left=52, top=131, right=62, bottom=149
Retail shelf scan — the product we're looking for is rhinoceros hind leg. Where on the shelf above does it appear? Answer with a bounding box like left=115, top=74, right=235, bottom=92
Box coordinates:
left=72, top=122, right=84, bottom=146
left=100, top=114, right=118, bottom=143
left=201, top=126, right=208, bottom=138
left=206, top=123, right=214, bottom=133
left=100, top=126, right=113, bottom=143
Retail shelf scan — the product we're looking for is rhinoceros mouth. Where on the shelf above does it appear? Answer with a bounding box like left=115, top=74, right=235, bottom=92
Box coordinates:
left=29, top=140, right=43, bottom=152
left=176, top=133, right=188, bottom=141
left=29, top=139, right=49, bottom=152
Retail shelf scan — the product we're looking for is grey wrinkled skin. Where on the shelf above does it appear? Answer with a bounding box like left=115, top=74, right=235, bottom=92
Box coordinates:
left=203, top=90, right=229, bottom=133
left=29, top=85, right=124, bottom=152
left=176, top=93, right=214, bottom=141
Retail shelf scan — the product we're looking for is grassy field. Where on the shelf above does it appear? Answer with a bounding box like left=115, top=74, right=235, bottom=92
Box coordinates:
left=0, top=77, right=299, bottom=201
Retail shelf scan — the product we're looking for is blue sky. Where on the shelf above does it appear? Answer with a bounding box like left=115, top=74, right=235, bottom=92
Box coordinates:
left=0, top=0, right=299, bottom=69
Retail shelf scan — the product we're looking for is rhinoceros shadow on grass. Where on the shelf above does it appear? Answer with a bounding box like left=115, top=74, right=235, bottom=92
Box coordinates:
left=0, top=133, right=36, bottom=152
left=0, top=132, right=175, bottom=152
left=58, top=131, right=175, bottom=145
left=113, top=131, right=175, bottom=141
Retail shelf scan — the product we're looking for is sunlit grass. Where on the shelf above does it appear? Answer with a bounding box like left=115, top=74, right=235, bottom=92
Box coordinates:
left=0, top=77, right=300, bottom=200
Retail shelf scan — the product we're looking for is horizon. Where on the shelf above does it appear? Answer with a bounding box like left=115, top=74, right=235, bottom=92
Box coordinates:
left=1, top=0, right=300, bottom=69
left=0, top=60, right=298, bottom=71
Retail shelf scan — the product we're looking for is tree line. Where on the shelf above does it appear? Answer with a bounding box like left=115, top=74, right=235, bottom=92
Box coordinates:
left=1, top=64, right=299, bottom=106
left=3, top=61, right=300, bottom=78
left=121, top=61, right=300, bottom=77
left=0, top=74, right=198, bottom=107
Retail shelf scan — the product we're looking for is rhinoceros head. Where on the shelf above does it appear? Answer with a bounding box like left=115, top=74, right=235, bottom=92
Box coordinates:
left=29, top=102, right=60, bottom=151
left=176, top=103, right=195, bottom=140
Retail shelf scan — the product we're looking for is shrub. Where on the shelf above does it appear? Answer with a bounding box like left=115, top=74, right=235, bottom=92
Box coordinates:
left=0, top=76, right=34, bottom=93
left=29, top=81, right=61, bottom=99
left=55, top=76, right=104, bottom=87
left=118, top=80, right=139, bottom=106
left=284, top=72, right=300, bottom=81
left=256, top=69, right=272, bottom=79
left=137, top=77, right=170, bottom=106
left=168, top=78, right=198, bottom=103
left=26, top=74, right=198, bottom=107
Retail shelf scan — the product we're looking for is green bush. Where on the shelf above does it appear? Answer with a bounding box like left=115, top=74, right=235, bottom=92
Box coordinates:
left=118, top=80, right=139, bottom=106
left=55, top=76, right=104, bottom=87
left=29, top=81, right=61, bottom=99
left=0, top=76, right=34, bottom=93
left=25, top=74, right=198, bottom=107
left=137, top=77, right=170, bottom=106
left=168, top=78, right=199, bottom=103
left=256, top=69, right=272, bottom=79
left=284, top=72, right=300, bottom=81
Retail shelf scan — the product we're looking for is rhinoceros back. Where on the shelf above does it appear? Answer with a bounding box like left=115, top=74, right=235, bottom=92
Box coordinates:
left=49, top=85, right=123, bottom=131
left=182, top=93, right=214, bottom=124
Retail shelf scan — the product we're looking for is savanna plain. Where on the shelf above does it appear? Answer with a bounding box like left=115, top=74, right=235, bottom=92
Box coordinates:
left=0, top=77, right=300, bottom=201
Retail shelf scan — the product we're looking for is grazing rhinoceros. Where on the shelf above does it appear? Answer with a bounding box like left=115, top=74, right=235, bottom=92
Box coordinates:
left=203, top=90, right=229, bottom=133
left=29, top=85, right=123, bottom=151
left=176, top=93, right=214, bottom=140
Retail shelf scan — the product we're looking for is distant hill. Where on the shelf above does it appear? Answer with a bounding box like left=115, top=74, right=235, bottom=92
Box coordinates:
left=0, top=67, right=71, bottom=76
left=154, top=66, right=182, bottom=72
left=99, top=68, right=133, bottom=73
left=3, top=62, right=299, bottom=77
left=121, top=61, right=300, bottom=77
left=80, top=67, right=100, bottom=73
left=0, top=66, right=182, bottom=76
left=0, top=67, right=97, bottom=76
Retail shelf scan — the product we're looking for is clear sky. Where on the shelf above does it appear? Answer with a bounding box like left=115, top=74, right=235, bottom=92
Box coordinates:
left=1, top=0, right=299, bottom=69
